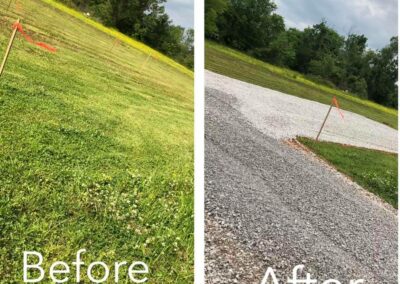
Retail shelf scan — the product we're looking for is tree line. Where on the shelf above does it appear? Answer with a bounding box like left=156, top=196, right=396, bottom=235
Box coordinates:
left=206, top=0, right=398, bottom=108
left=58, top=0, right=194, bottom=69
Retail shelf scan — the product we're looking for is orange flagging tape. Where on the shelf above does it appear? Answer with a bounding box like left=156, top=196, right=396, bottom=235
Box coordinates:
left=12, top=22, right=57, bottom=53
left=332, top=96, right=344, bottom=119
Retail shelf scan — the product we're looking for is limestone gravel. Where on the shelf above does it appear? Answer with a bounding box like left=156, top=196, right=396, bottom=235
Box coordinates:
left=205, top=80, right=398, bottom=283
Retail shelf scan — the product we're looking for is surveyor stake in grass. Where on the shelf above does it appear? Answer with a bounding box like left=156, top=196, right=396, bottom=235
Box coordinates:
left=0, top=19, right=57, bottom=78
left=139, top=52, right=153, bottom=72
left=0, top=18, right=19, bottom=77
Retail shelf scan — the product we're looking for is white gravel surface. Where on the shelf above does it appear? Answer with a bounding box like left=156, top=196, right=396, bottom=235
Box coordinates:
left=206, top=70, right=398, bottom=153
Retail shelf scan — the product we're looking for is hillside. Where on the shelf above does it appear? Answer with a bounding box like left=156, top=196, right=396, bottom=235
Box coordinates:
left=206, top=41, right=398, bottom=129
left=0, top=0, right=193, bottom=282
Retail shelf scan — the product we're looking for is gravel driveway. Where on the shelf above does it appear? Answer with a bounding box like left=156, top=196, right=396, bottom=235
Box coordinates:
left=205, top=74, right=398, bottom=283
left=206, top=70, right=397, bottom=153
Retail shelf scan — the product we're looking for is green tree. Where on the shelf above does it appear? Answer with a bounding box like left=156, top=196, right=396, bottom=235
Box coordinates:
left=367, top=37, right=398, bottom=107
left=217, top=0, right=284, bottom=52
left=205, top=0, right=228, bottom=38
left=295, top=21, right=344, bottom=74
left=262, top=28, right=302, bottom=67
left=308, top=54, right=342, bottom=83
left=339, top=34, right=369, bottom=96
left=343, top=34, right=368, bottom=75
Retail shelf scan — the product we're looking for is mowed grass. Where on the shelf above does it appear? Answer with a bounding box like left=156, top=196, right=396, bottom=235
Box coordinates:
left=298, top=137, right=398, bottom=208
left=0, top=0, right=193, bottom=283
left=206, top=41, right=398, bottom=129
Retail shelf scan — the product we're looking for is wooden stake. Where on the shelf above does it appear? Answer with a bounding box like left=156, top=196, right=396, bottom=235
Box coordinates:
left=139, top=52, right=152, bottom=72
left=110, top=38, right=120, bottom=52
left=316, top=103, right=333, bottom=141
left=0, top=19, right=19, bottom=78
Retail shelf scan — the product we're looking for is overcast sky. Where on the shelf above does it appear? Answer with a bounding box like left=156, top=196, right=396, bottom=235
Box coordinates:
left=274, top=0, right=398, bottom=50
left=164, top=0, right=194, bottom=29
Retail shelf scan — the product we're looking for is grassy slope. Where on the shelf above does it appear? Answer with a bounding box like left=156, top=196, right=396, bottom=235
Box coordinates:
left=298, top=137, right=398, bottom=208
left=0, top=0, right=193, bottom=283
left=206, top=41, right=398, bottom=129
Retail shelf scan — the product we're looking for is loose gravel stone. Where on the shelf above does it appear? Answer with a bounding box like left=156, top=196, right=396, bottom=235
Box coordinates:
left=205, top=217, right=265, bottom=284
left=205, top=74, right=398, bottom=284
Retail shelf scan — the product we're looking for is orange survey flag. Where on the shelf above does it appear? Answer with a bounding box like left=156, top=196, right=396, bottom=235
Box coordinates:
left=332, top=96, right=344, bottom=119
left=12, top=21, right=57, bottom=53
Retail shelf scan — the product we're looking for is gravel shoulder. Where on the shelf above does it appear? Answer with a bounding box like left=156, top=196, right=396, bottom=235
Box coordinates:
left=205, top=80, right=398, bottom=283
left=206, top=70, right=398, bottom=153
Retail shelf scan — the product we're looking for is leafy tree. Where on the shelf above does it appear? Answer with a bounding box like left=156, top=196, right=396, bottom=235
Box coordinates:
left=337, top=34, right=369, bottom=96
left=308, top=54, right=343, bottom=84
left=262, top=28, right=302, bottom=67
left=343, top=34, right=368, bottom=75
left=348, top=76, right=368, bottom=98
left=295, top=21, right=344, bottom=73
left=217, top=0, right=284, bottom=52
left=205, top=0, right=228, bottom=38
left=367, top=37, right=398, bottom=107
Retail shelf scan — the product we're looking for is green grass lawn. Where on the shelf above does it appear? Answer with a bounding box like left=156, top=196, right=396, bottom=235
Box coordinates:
left=0, top=0, right=193, bottom=282
left=298, top=137, right=398, bottom=208
left=206, top=41, right=398, bottom=129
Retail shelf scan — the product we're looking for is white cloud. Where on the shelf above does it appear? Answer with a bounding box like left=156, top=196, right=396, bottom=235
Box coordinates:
left=274, top=0, right=397, bottom=49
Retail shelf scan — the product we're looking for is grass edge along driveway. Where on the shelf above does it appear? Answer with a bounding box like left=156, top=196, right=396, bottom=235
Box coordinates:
left=298, top=137, right=397, bottom=209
